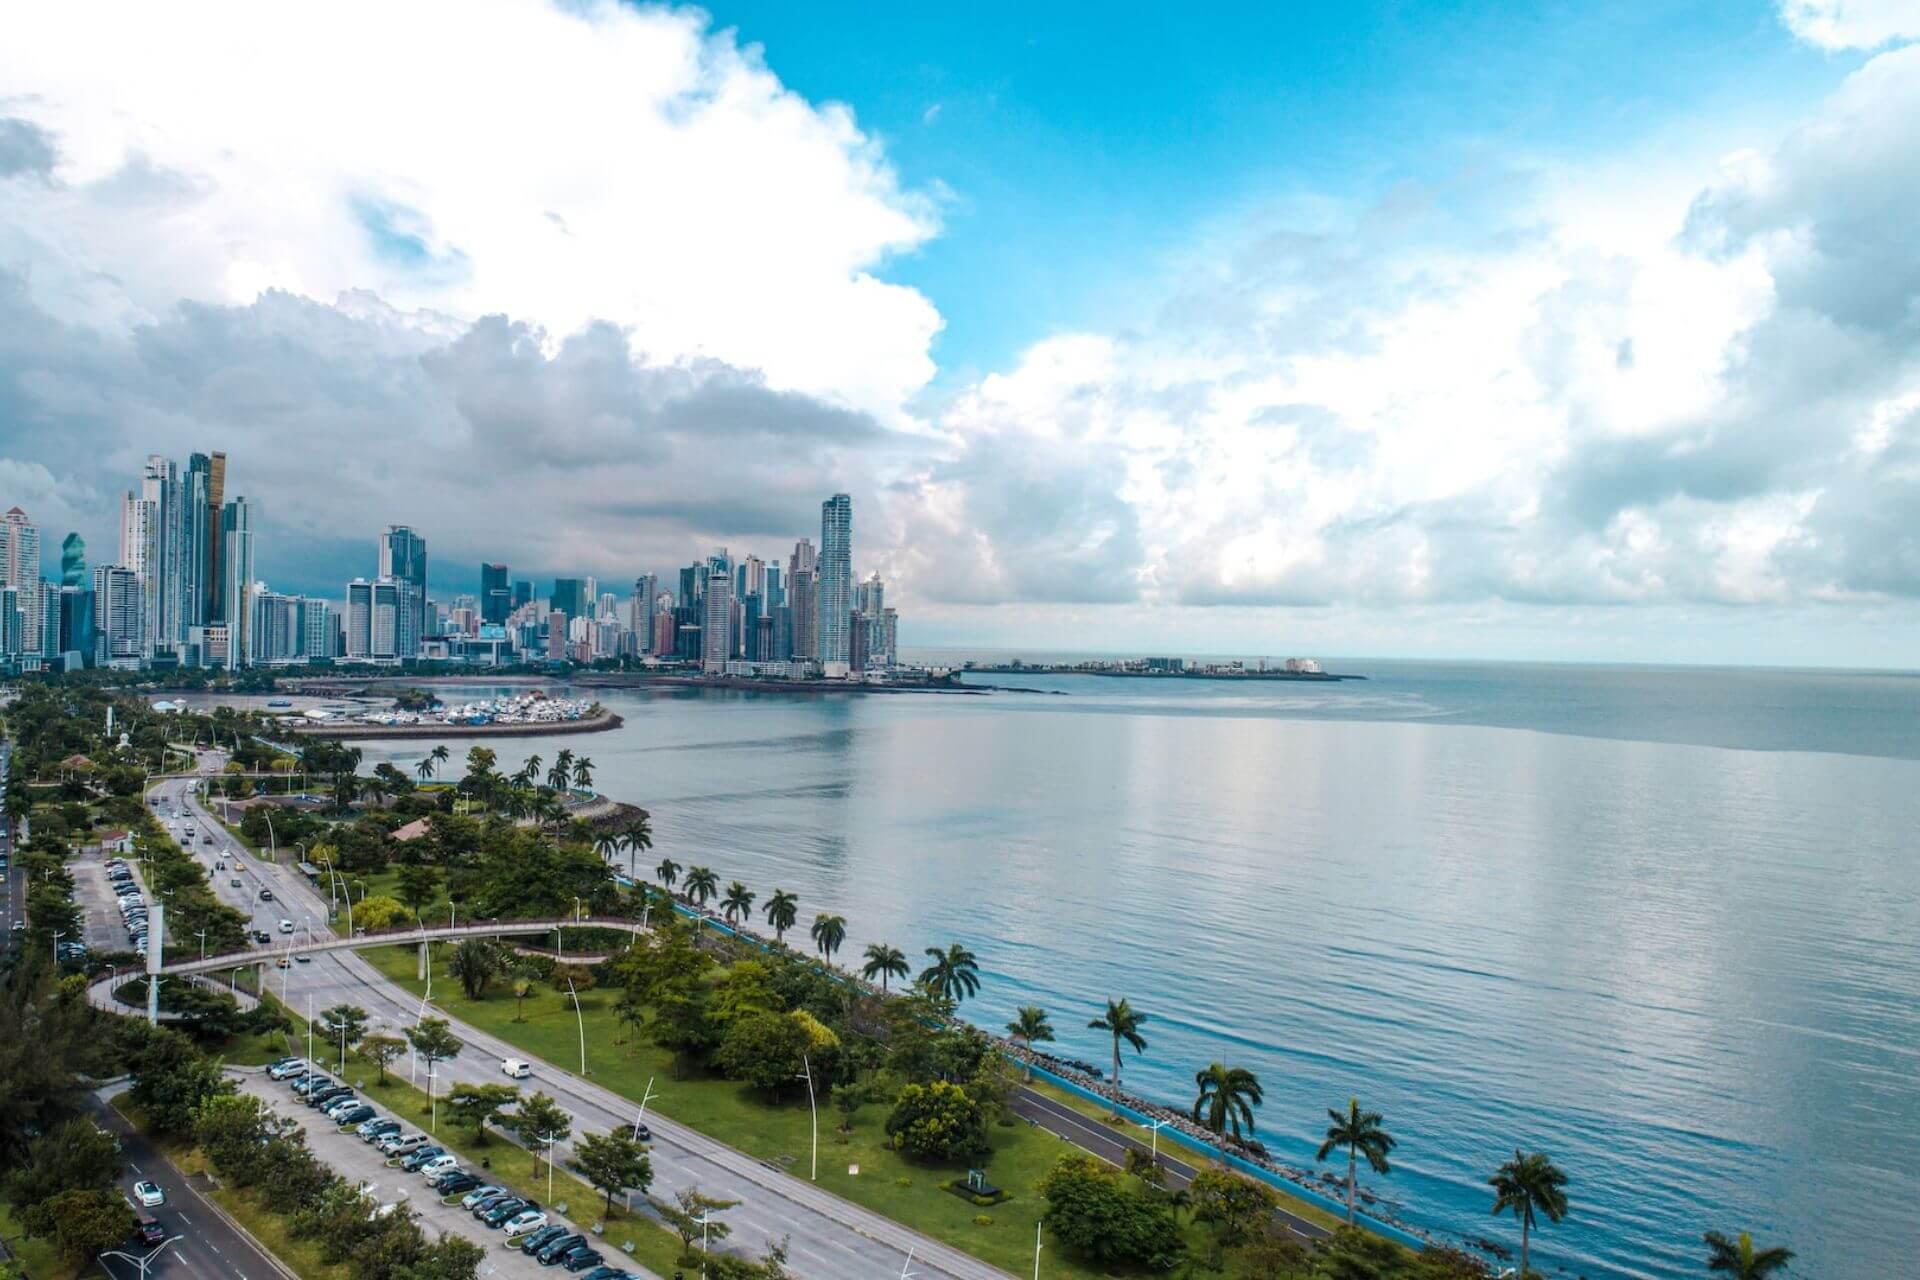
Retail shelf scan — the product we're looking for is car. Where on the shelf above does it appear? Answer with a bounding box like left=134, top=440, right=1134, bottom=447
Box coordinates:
left=501, top=1058, right=532, bottom=1079
left=534, top=1232, right=585, bottom=1264
left=482, top=1199, right=531, bottom=1228
left=275, top=956, right=292, bottom=969
left=517, top=1224, right=569, bottom=1254
left=261, top=890, right=275, bottom=902
left=417, top=1154, right=460, bottom=1179
left=319, top=1094, right=361, bottom=1117
left=202, top=836, right=213, bottom=845
left=469, top=1191, right=519, bottom=1217
left=578, top=1268, right=635, bottom=1280
left=135, top=1216, right=166, bottom=1246
left=399, top=1145, right=447, bottom=1172
left=358, top=1118, right=400, bottom=1141
left=307, top=1086, right=351, bottom=1109
left=501, top=1209, right=549, bottom=1235
left=380, top=1133, right=427, bottom=1156
left=434, top=1172, right=482, bottom=1197
left=251, top=929, right=271, bottom=944
left=215, top=860, right=224, bottom=870
left=229, top=878, right=242, bottom=887
left=133, top=1180, right=165, bottom=1207
left=630, top=1122, right=651, bottom=1142
left=560, top=1249, right=606, bottom=1273
left=293, top=1074, right=333, bottom=1096
left=332, top=1104, right=376, bottom=1126
left=294, top=953, right=311, bottom=964
left=277, top=919, right=293, bottom=933
left=267, top=1058, right=307, bottom=1080
left=461, top=1185, right=507, bottom=1210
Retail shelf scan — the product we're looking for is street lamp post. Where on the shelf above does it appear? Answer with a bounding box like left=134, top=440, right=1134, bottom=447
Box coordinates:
left=99, top=1237, right=182, bottom=1277
left=1140, top=1116, right=1169, bottom=1164
left=631, top=1077, right=658, bottom=1141
left=306, top=993, right=314, bottom=1068
left=541, top=1130, right=560, bottom=1202
left=195, top=928, right=208, bottom=962
left=1034, top=1221, right=1044, bottom=1280
left=797, top=1054, right=817, bottom=1181
left=566, top=978, right=587, bottom=1075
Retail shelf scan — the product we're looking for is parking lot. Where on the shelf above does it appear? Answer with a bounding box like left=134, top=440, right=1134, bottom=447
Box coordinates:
left=233, top=1073, right=572, bottom=1279
left=70, top=849, right=141, bottom=957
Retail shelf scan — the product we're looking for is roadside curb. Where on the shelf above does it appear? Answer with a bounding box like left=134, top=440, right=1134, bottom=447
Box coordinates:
left=190, top=1174, right=301, bottom=1280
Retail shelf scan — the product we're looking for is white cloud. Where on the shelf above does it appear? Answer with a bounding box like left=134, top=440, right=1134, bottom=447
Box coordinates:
left=1779, top=0, right=1920, bottom=49
left=0, top=0, right=940, bottom=418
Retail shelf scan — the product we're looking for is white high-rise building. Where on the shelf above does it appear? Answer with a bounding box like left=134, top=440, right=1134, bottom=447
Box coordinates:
left=222, top=497, right=255, bottom=666
left=93, top=565, right=143, bottom=661
left=345, top=578, right=400, bottom=660
left=701, top=568, right=732, bottom=674
left=817, top=493, right=852, bottom=677
left=0, top=507, right=41, bottom=655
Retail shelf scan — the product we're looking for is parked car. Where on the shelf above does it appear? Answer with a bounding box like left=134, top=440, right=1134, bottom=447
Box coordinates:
left=293, top=1075, right=332, bottom=1097
left=399, top=1145, right=447, bottom=1172
left=319, top=1094, right=361, bottom=1117
left=358, top=1118, right=401, bottom=1141
left=417, top=1154, right=460, bottom=1179
left=482, top=1199, right=531, bottom=1229
left=379, top=1133, right=427, bottom=1156
left=560, top=1248, right=606, bottom=1273
left=133, top=1180, right=165, bottom=1208
left=501, top=1209, right=548, bottom=1235
left=307, top=1086, right=352, bottom=1109
left=518, top=1225, right=569, bottom=1254
left=266, top=1058, right=306, bottom=1080
left=461, top=1185, right=507, bottom=1211
left=578, top=1269, right=635, bottom=1280
left=534, top=1232, right=586, bottom=1264
left=501, top=1058, right=532, bottom=1079
left=332, top=1104, right=376, bottom=1126
left=434, top=1172, right=482, bottom=1197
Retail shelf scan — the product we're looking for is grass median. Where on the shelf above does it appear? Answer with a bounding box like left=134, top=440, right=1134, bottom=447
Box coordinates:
left=367, top=943, right=1152, bottom=1280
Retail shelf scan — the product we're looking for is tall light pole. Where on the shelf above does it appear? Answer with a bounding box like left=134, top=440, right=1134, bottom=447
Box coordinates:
left=566, top=978, right=587, bottom=1075
left=541, top=1130, right=560, bottom=1202
left=797, top=1054, right=817, bottom=1181
left=1139, top=1116, right=1168, bottom=1164
left=1033, top=1221, right=1044, bottom=1280
left=99, top=1236, right=182, bottom=1277
left=306, top=993, right=314, bottom=1068
left=631, top=1077, right=658, bottom=1141
left=195, top=928, right=208, bottom=962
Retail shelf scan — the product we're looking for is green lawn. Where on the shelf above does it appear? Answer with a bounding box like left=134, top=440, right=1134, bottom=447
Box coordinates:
left=366, top=945, right=1146, bottom=1280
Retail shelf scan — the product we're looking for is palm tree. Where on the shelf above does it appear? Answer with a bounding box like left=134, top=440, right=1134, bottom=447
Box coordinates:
left=656, top=857, right=682, bottom=893
left=1489, top=1150, right=1569, bottom=1279
left=593, top=831, right=621, bottom=865
left=1704, top=1232, right=1795, bottom=1279
left=547, top=749, right=574, bottom=793
left=1192, top=1063, right=1264, bottom=1140
left=1006, top=1006, right=1055, bottom=1079
left=621, top=816, right=653, bottom=880
left=1316, top=1096, right=1392, bottom=1223
left=430, top=744, right=450, bottom=775
left=414, top=757, right=434, bottom=784
left=1088, top=998, right=1149, bottom=1105
left=919, top=943, right=982, bottom=1004
left=720, top=881, right=756, bottom=925
left=861, top=943, right=910, bottom=991
left=810, top=913, right=846, bottom=961
left=763, top=889, right=799, bottom=942
left=516, top=754, right=542, bottom=788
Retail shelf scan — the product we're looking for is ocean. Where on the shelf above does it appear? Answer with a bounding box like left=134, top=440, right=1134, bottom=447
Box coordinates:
left=356, top=659, right=1920, bottom=1279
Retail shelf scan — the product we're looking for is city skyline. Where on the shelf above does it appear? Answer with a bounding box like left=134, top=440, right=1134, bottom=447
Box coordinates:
left=3, top=4, right=1919, bottom=666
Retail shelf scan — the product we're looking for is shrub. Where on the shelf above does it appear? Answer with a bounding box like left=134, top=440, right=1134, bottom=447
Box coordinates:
left=884, top=1081, right=990, bottom=1163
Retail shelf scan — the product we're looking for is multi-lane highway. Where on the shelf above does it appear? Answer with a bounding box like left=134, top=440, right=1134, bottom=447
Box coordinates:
left=151, top=759, right=1013, bottom=1280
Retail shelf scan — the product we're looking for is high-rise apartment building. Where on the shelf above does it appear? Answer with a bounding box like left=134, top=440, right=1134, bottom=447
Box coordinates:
left=221, top=497, right=255, bottom=666
left=0, top=508, right=41, bottom=655
left=345, top=577, right=400, bottom=660
left=379, top=526, right=428, bottom=658
left=93, top=565, right=142, bottom=661
left=701, top=568, right=732, bottom=673
left=817, top=494, right=852, bottom=677
left=203, top=451, right=226, bottom=623
left=250, top=589, right=301, bottom=664
left=0, top=586, right=21, bottom=659
left=481, top=563, right=511, bottom=624
left=299, top=598, right=331, bottom=660
left=551, top=577, right=589, bottom=622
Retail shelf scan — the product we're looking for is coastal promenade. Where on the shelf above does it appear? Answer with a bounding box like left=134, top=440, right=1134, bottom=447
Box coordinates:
left=282, top=706, right=623, bottom=739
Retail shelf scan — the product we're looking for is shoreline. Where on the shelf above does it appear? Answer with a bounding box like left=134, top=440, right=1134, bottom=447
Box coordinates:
left=282, top=707, right=624, bottom=739
left=961, top=666, right=1366, bottom=682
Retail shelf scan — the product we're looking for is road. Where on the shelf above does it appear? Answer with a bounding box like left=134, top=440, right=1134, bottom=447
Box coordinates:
left=89, top=1086, right=292, bottom=1280
left=152, top=760, right=1014, bottom=1280
left=1, top=741, right=21, bottom=949
left=1008, top=1089, right=1331, bottom=1243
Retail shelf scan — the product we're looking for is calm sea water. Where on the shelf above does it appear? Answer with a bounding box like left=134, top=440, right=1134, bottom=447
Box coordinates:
left=358, top=660, right=1920, bottom=1280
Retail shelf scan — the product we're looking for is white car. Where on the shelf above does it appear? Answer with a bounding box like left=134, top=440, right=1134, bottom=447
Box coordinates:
left=501, top=1058, right=532, bottom=1079
left=417, top=1155, right=459, bottom=1179
left=278, top=919, right=294, bottom=934
left=133, top=1180, right=165, bottom=1207
left=501, top=1209, right=548, bottom=1235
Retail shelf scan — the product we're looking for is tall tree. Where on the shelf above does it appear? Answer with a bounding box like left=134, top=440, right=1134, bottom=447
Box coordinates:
left=430, top=743, right=451, bottom=774
left=502, top=1091, right=572, bottom=1184
left=763, top=889, right=799, bottom=941
left=621, top=816, right=654, bottom=881
left=395, top=863, right=440, bottom=923
left=861, top=942, right=910, bottom=991
left=573, top=1128, right=654, bottom=1215
left=317, top=1004, right=369, bottom=1065
left=720, top=881, right=756, bottom=925
left=919, top=943, right=982, bottom=1004
left=1489, top=1149, right=1570, bottom=1279
left=414, top=756, right=434, bottom=783
left=684, top=865, right=719, bottom=907
left=516, top=753, right=542, bottom=788
left=1316, top=1096, right=1394, bottom=1224
left=1190, top=1063, right=1265, bottom=1140
left=1704, top=1231, right=1795, bottom=1279
left=406, top=1017, right=463, bottom=1088
left=445, top=1082, right=521, bottom=1145
left=655, top=856, right=681, bottom=891
left=571, top=755, right=594, bottom=791
left=546, top=749, right=575, bottom=793
left=1088, top=998, right=1149, bottom=1106
left=809, top=913, right=846, bottom=961
left=1007, top=1006, right=1055, bottom=1080
left=360, top=1033, right=406, bottom=1083
left=448, top=938, right=504, bottom=1000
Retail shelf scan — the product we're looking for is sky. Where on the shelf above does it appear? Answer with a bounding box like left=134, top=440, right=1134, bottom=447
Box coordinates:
left=3, top=0, right=1920, bottom=665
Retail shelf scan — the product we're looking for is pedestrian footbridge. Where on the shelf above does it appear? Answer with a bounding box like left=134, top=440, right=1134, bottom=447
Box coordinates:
left=157, top=915, right=650, bottom=979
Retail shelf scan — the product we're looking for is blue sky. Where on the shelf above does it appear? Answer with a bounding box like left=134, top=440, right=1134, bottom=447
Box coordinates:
left=3, top=0, right=1920, bottom=664
left=701, top=0, right=1849, bottom=378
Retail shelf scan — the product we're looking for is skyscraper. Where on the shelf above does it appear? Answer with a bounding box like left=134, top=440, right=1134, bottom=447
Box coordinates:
left=204, top=451, right=227, bottom=623
left=141, top=454, right=184, bottom=653
left=787, top=537, right=816, bottom=661
left=512, top=579, right=534, bottom=611
left=299, top=598, right=332, bottom=660
left=551, top=577, right=589, bottom=622
left=481, top=562, right=510, bottom=624
left=818, top=494, right=852, bottom=677
left=379, top=526, right=428, bottom=658
left=701, top=568, right=732, bottom=673
left=60, top=532, right=86, bottom=586
left=184, top=453, right=214, bottom=629
left=222, top=497, right=255, bottom=667
left=93, top=565, right=142, bottom=661
left=1, top=508, right=43, bottom=656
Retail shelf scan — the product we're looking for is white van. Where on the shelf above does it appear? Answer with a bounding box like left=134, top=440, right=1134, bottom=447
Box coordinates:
left=501, top=1059, right=532, bottom=1079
